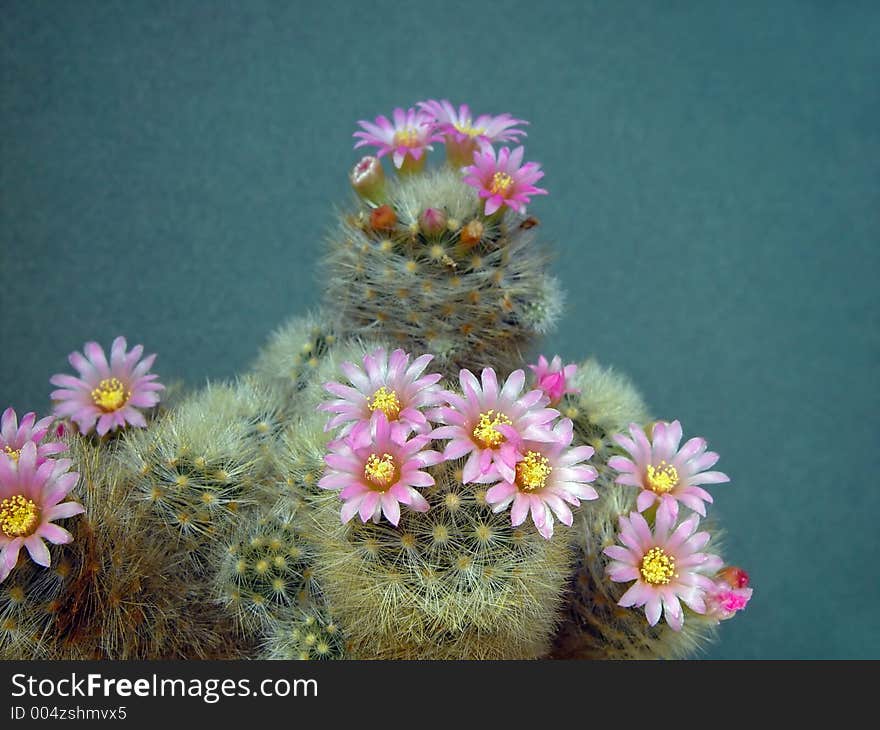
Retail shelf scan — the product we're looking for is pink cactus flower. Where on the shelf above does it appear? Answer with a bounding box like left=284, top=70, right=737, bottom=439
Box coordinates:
left=705, top=565, right=753, bottom=622
left=318, top=412, right=442, bottom=527
left=462, top=145, right=547, bottom=216
left=485, top=418, right=598, bottom=539
left=528, top=355, right=579, bottom=407
left=320, top=348, right=446, bottom=436
left=0, top=408, right=67, bottom=465
left=705, top=582, right=753, bottom=622
left=432, top=368, right=559, bottom=485
left=608, top=420, right=729, bottom=519
left=353, top=107, right=442, bottom=172
left=0, top=441, right=84, bottom=583
left=418, top=100, right=528, bottom=167
left=604, top=501, right=723, bottom=631
left=50, top=337, right=164, bottom=436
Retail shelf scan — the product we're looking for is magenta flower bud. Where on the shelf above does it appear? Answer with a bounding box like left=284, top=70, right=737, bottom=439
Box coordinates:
left=705, top=576, right=753, bottom=622
left=419, top=207, right=447, bottom=237
left=350, top=156, right=386, bottom=202
left=528, top=355, right=579, bottom=407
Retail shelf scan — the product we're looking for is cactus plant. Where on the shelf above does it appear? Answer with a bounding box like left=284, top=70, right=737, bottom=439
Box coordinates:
left=0, top=100, right=752, bottom=660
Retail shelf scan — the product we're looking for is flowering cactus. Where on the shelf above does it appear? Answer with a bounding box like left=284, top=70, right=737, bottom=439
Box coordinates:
left=0, top=100, right=751, bottom=660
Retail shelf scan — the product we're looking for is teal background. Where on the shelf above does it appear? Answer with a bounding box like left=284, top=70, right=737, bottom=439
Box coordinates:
left=1, top=1, right=877, bottom=658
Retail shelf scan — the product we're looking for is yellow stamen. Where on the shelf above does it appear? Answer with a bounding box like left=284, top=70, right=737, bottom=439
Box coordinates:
left=489, top=171, right=514, bottom=196
left=455, top=123, right=486, bottom=139
left=516, top=451, right=552, bottom=491
left=364, top=453, right=396, bottom=490
left=640, top=547, right=677, bottom=586
left=0, top=495, right=40, bottom=538
left=472, top=410, right=512, bottom=448
left=3, top=446, right=21, bottom=463
left=646, top=461, right=679, bottom=494
left=368, top=386, right=401, bottom=419
left=393, top=128, right=420, bottom=147
left=90, top=378, right=129, bottom=412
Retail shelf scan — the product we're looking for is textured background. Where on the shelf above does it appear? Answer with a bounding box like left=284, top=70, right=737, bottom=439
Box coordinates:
left=1, top=1, right=878, bottom=658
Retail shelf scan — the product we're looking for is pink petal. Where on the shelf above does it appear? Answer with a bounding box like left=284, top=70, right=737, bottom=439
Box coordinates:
left=340, top=496, right=363, bottom=524
left=608, top=456, right=636, bottom=474
left=607, top=564, right=640, bottom=582
left=45, top=502, right=85, bottom=521
left=358, top=492, right=380, bottom=523
left=37, top=523, right=73, bottom=545
left=485, top=481, right=517, bottom=504
left=645, top=595, right=663, bottom=626
left=83, top=341, right=111, bottom=378
left=510, top=493, right=529, bottom=526
left=381, top=493, right=401, bottom=526
left=500, top=370, right=525, bottom=401
left=618, top=582, right=652, bottom=608
left=461, top=450, right=483, bottom=484
left=110, top=336, right=128, bottom=369
left=603, top=545, right=635, bottom=563
left=24, top=535, right=51, bottom=567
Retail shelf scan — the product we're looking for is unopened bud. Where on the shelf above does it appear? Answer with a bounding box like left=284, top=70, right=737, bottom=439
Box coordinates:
left=369, top=204, right=397, bottom=231
left=459, top=219, right=484, bottom=248
left=419, top=207, right=447, bottom=237
left=718, top=566, right=750, bottom=589
left=350, top=156, right=386, bottom=202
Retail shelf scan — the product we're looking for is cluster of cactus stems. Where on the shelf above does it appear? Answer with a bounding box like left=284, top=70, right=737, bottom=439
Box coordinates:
left=0, top=100, right=751, bottom=660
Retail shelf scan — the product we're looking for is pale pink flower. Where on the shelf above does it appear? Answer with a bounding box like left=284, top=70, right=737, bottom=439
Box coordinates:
left=318, top=413, right=442, bottom=526
left=353, top=107, right=442, bottom=172
left=0, top=408, right=67, bottom=465
left=418, top=100, right=527, bottom=167
left=604, top=501, right=723, bottom=631
left=462, top=145, right=547, bottom=216
left=50, top=337, right=164, bottom=436
left=528, top=355, right=579, bottom=407
left=485, top=418, right=598, bottom=539
left=432, top=368, right=559, bottom=485
left=319, top=348, right=446, bottom=436
left=0, top=441, right=84, bottom=583
left=609, top=420, right=729, bottom=519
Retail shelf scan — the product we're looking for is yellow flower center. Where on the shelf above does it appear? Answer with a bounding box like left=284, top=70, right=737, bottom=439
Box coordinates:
left=455, top=123, right=486, bottom=139
left=472, top=410, right=512, bottom=449
left=393, top=128, right=420, bottom=148
left=364, top=453, right=397, bottom=490
left=3, top=446, right=21, bottom=463
left=515, top=451, right=552, bottom=491
left=0, top=495, right=41, bottom=538
left=368, top=386, right=401, bottom=419
left=489, top=171, right=514, bottom=196
left=640, top=547, right=677, bottom=586
left=646, top=461, right=679, bottom=494
left=91, top=378, right=129, bottom=412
